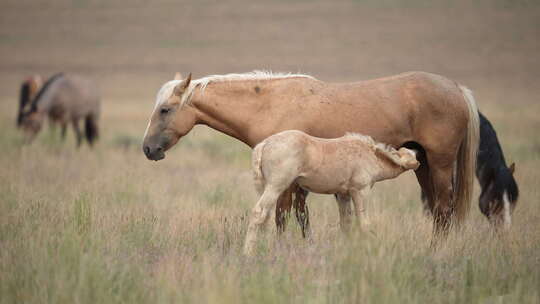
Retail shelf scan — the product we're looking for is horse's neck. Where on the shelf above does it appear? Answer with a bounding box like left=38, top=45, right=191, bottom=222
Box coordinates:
left=191, top=81, right=276, bottom=147
left=34, top=79, right=62, bottom=113
left=371, top=156, right=404, bottom=182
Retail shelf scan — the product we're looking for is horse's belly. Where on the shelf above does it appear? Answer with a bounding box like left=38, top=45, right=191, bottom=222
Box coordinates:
left=296, top=175, right=348, bottom=195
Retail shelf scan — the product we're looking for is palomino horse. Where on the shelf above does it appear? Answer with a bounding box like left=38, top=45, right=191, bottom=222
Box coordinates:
left=17, top=75, right=43, bottom=127
left=142, top=70, right=479, bottom=238
left=18, top=73, right=100, bottom=146
left=244, top=130, right=420, bottom=255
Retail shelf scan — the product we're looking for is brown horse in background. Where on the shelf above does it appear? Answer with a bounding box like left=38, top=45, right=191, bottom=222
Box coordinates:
left=142, top=70, right=479, bottom=239
left=18, top=73, right=100, bottom=147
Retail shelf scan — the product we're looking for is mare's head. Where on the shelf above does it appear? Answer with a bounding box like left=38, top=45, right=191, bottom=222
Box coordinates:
left=480, top=163, right=518, bottom=229
left=143, top=73, right=197, bottom=161
left=17, top=75, right=42, bottom=127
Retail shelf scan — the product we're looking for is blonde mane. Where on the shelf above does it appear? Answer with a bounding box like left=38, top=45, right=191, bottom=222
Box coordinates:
left=342, top=132, right=416, bottom=167
left=343, top=132, right=398, bottom=155
left=155, top=70, right=315, bottom=108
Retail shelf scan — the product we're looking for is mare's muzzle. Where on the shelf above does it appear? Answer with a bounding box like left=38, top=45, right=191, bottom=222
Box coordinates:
left=143, top=144, right=165, bottom=161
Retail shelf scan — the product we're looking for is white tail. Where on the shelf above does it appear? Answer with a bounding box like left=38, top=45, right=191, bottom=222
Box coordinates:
left=453, top=85, right=480, bottom=224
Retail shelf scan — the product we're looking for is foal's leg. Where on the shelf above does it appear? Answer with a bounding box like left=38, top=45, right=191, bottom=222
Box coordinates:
left=350, top=188, right=370, bottom=227
left=72, top=119, right=82, bottom=147
left=244, top=186, right=285, bottom=255
left=335, top=193, right=353, bottom=233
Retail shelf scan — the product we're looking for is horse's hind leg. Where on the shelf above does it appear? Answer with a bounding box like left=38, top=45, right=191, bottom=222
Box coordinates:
left=84, top=114, right=99, bottom=146
left=275, top=186, right=294, bottom=235
left=335, top=193, right=354, bottom=233
left=429, top=161, right=456, bottom=242
left=293, top=185, right=311, bottom=238
left=72, top=119, right=82, bottom=147
left=244, top=186, right=285, bottom=255
left=413, top=148, right=436, bottom=216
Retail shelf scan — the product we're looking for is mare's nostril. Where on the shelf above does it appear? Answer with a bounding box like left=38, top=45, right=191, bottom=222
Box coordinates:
left=157, top=146, right=163, bottom=152
left=144, top=146, right=150, bottom=156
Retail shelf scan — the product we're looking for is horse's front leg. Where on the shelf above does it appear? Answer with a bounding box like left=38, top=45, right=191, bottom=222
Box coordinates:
left=293, top=185, right=311, bottom=238
left=71, top=119, right=82, bottom=147
left=275, top=185, right=294, bottom=234
left=350, top=188, right=371, bottom=228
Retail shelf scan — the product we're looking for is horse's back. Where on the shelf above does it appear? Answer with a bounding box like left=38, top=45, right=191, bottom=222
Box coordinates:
left=288, top=71, right=468, bottom=148
left=53, top=75, right=100, bottom=117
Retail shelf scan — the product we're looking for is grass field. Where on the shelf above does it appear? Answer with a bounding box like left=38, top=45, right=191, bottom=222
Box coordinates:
left=1, top=1, right=539, bottom=303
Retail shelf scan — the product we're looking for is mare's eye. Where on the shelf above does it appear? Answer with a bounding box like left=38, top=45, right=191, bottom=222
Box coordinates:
left=160, top=108, right=170, bottom=115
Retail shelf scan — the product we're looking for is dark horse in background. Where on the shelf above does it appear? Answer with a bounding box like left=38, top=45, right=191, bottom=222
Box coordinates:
left=422, top=111, right=519, bottom=228
left=476, top=112, right=518, bottom=228
left=18, top=73, right=101, bottom=147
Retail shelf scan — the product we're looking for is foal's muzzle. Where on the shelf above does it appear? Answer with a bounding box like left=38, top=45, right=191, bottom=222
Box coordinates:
left=143, top=145, right=165, bottom=161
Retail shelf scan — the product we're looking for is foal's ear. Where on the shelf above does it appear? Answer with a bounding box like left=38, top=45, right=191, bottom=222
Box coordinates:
left=174, top=72, right=182, bottom=80
left=173, top=73, right=192, bottom=96
left=509, top=162, right=515, bottom=175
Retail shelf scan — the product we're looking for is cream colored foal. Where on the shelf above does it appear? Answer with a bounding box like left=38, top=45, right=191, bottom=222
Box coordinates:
left=244, top=130, right=420, bottom=255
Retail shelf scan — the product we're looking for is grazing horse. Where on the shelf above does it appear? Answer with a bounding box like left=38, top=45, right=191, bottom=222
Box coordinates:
left=142, top=70, right=479, bottom=239
left=244, top=130, right=420, bottom=255
left=17, top=75, right=43, bottom=127
left=18, top=73, right=100, bottom=146
left=476, top=112, right=518, bottom=228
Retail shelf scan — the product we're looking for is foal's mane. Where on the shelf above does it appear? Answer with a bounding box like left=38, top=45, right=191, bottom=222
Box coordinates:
left=29, top=73, right=64, bottom=112
left=155, top=70, right=315, bottom=108
left=343, top=133, right=406, bottom=166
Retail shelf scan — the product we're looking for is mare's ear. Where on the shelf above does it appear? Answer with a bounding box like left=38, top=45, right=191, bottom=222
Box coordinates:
left=173, top=73, right=192, bottom=96
left=509, top=162, right=515, bottom=175
left=174, top=72, right=182, bottom=80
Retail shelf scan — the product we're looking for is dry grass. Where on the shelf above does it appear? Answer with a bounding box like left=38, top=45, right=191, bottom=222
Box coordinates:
left=1, top=0, right=539, bottom=303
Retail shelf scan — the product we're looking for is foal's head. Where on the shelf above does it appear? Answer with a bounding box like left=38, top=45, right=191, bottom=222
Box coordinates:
left=396, top=148, right=420, bottom=170
left=143, top=73, right=197, bottom=161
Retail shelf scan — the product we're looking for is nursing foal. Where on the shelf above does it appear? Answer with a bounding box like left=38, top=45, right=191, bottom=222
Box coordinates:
left=244, top=130, right=419, bottom=255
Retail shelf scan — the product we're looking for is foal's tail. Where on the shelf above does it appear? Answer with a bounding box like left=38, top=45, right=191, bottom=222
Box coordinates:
left=453, top=85, right=480, bottom=225
left=84, top=114, right=99, bottom=146
left=252, top=141, right=267, bottom=195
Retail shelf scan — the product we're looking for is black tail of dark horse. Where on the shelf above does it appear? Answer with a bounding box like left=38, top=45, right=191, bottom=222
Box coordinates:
left=476, top=112, right=519, bottom=226
left=84, top=114, right=99, bottom=146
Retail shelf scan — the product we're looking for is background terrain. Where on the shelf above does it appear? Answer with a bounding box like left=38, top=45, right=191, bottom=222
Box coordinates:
left=1, top=0, right=539, bottom=303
